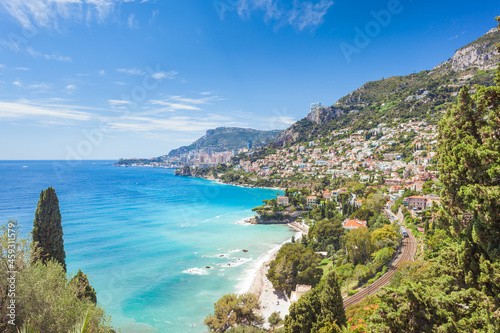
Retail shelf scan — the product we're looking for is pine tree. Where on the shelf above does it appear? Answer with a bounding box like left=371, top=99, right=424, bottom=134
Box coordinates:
left=32, top=187, right=66, bottom=271
left=319, top=271, right=347, bottom=328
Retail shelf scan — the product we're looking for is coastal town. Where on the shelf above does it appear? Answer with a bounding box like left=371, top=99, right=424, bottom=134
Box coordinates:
left=172, top=110, right=442, bottom=220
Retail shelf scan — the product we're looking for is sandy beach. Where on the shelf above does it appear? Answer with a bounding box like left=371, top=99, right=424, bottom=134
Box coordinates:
left=246, top=222, right=308, bottom=328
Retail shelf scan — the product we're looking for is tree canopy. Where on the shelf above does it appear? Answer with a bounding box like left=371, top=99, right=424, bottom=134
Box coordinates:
left=266, top=243, right=323, bottom=296
left=284, top=271, right=345, bottom=333
left=204, top=293, right=263, bottom=332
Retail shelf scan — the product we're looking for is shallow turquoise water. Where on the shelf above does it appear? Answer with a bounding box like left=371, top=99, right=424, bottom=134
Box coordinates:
left=0, top=160, right=295, bottom=332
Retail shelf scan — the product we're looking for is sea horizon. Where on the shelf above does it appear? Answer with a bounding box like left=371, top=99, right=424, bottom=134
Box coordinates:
left=0, top=160, right=295, bottom=332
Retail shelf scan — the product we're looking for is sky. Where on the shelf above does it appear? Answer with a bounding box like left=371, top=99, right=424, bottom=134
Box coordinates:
left=0, top=0, right=498, bottom=160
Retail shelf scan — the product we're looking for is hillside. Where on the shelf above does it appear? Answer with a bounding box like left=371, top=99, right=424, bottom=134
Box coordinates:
left=273, top=27, right=500, bottom=146
left=116, top=127, right=281, bottom=166
left=166, top=127, right=281, bottom=157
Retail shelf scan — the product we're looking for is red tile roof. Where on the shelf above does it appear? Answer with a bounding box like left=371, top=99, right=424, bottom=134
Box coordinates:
left=343, top=219, right=367, bottom=229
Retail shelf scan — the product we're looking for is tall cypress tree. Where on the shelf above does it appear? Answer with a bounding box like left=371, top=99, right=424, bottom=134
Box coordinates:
left=319, top=270, right=347, bottom=328
left=32, top=187, right=66, bottom=271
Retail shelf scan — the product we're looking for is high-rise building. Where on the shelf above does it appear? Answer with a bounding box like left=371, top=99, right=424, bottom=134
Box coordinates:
left=310, top=102, right=321, bottom=111
left=247, top=141, right=252, bottom=150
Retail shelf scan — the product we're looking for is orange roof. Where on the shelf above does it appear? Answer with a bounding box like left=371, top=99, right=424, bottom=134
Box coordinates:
left=408, top=196, right=426, bottom=199
left=343, top=219, right=367, bottom=228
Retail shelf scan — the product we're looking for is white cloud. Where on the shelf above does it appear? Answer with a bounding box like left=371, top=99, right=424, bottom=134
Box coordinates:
left=156, top=94, right=224, bottom=105
left=0, top=39, right=72, bottom=62
left=233, top=0, right=333, bottom=31
left=237, top=0, right=282, bottom=21
left=66, top=84, right=76, bottom=90
left=148, top=94, right=225, bottom=112
left=170, top=95, right=222, bottom=105
left=108, top=99, right=132, bottom=106
left=116, top=68, right=145, bottom=75
left=28, top=82, right=52, bottom=90
left=0, top=0, right=150, bottom=30
left=12, top=80, right=22, bottom=86
left=14, top=67, right=29, bottom=71
left=151, top=70, right=177, bottom=80
left=0, top=100, right=92, bottom=121
left=127, top=13, right=139, bottom=29
left=150, top=100, right=201, bottom=111
left=288, top=0, right=333, bottom=31
left=107, top=114, right=231, bottom=133
left=268, top=115, right=296, bottom=127
left=0, top=64, right=4, bottom=68
left=98, top=69, right=105, bottom=76
left=149, top=9, right=159, bottom=25
left=27, top=45, right=72, bottom=62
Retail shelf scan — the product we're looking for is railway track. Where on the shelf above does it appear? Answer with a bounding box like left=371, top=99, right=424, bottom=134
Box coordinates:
left=343, top=228, right=417, bottom=309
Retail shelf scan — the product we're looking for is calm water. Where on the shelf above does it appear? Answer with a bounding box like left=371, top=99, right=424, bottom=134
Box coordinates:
left=0, top=160, right=295, bottom=332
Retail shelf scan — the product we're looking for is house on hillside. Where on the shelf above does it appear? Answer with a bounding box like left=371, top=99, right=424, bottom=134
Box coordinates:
left=277, top=196, right=289, bottom=206
left=331, top=189, right=340, bottom=202
left=385, top=178, right=404, bottom=186
left=306, top=196, right=317, bottom=206
left=342, top=219, right=367, bottom=230
left=290, top=285, right=312, bottom=303
left=412, top=181, right=424, bottom=192
left=404, top=196, right=427, bottom=210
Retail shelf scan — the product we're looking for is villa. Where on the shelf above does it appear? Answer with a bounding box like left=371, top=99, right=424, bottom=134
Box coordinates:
left=342, top=219, right=367, bottom=230
left=306, top=196, right=317, bottom=206
left=277, top=196, right=289, bottom=205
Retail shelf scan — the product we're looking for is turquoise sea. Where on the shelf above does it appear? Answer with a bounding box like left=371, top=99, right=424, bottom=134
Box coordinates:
left=0, top=160, right=295, bottom=332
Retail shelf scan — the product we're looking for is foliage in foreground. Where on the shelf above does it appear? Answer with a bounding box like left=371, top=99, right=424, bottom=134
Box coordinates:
left=284, top=270, right=346, bottom=333
left=0, top=221, right=112, bottom=333
left=266, top=243, right=323, bottom=296
left=205, top=293, right=263, bottom=332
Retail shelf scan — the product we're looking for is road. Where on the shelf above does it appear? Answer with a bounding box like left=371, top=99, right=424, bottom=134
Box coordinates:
left=343, top=215, right=417, bottom=308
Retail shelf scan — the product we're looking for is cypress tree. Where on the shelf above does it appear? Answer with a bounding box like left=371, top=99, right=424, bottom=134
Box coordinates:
left=437, top=68, right=500, bottom=260
left=319, top=270, right=347, bottom=328
left=71, top=269, right=97, bottom=303
left=32, top=187, right=66, bottom=271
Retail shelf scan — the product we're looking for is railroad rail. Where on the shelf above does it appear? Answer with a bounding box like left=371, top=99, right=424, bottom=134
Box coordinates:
left=343, top=227, right=417, bottom=308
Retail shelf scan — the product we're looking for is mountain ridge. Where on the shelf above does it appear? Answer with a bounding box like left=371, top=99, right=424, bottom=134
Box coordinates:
left=273, top=26, right=500, bottom=147
left=165, top=127, right=281, bottom=158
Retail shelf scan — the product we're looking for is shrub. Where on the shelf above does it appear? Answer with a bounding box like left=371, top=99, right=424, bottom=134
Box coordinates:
left=348, top=289, right=359, bottom=296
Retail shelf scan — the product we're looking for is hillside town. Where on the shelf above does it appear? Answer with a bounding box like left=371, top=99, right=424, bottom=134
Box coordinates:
left=230, top=116, right=441, bottom=213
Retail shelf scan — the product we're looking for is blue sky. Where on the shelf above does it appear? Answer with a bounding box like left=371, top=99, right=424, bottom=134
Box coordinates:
left=0, top=0, right=498, bottom=160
